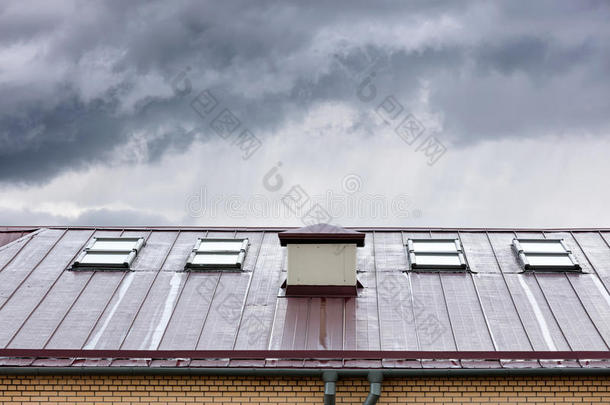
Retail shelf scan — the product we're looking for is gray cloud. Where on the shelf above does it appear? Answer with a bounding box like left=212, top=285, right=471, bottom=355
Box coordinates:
left=0, top=207, right=172, bottom=227
left=1, top=0, right=610, bottom=184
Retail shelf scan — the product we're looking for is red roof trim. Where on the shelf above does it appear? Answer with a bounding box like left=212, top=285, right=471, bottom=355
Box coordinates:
left=1, top=349, right=609, bottom=360
left=279, top=224, right=366, bottom=246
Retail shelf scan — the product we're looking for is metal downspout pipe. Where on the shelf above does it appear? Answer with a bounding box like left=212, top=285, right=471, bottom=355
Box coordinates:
left=322, top=371, right=337, bottom=405
left=363, top=371, right=383, bottom=405
left=321, top=371, right=382, bottom=405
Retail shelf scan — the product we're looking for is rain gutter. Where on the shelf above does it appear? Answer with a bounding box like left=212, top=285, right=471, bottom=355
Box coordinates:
left=1, top=367, right=609, bottom=376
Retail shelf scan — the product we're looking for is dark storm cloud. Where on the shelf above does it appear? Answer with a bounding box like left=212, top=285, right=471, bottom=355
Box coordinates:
left=1, top=0, right=609, bottom=183
left=0, top=95, right=206, bottom=183
left=434, top=36, right=610, bottom=142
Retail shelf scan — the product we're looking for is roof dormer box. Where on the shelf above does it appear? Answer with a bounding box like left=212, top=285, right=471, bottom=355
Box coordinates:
left=278, top=223, right=365, bottom=297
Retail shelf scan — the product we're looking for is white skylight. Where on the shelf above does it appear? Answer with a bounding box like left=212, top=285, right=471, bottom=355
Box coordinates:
left=72, top=237, right=145, bottom=270
left=512, top=238, right=581, bottom=271
left=186, top=238, right=249, bottom=270
left=197, top=240, right=245, bottom=252
left=79, top=252, right=132, bottom=265
left=414, top=254, right=463, bottom=267
left=192, top=253, right=242, bottom=266
left=406, top=238, right=468, bottom=270
left=89, top=238, right=141, bottom=251
left=519, top=240, right=567, bottom=254
left=411, top=240, right=460, bottom=253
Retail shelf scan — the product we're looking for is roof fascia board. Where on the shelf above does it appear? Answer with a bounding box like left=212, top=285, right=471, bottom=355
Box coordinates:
left=2, top=349, right=610, bottom=360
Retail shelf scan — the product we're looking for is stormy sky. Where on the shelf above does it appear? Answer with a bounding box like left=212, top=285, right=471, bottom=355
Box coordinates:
left=1, top=0, right=609, bottom=227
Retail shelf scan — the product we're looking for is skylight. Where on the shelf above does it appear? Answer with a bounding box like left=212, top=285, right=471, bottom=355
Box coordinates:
left=512, top=239, right=581, bottom=271
left=185, top=238, right=249, bottom=270
left=72, top=237, right=145, bottom=270
left=406, top=239, right=467, bottom=270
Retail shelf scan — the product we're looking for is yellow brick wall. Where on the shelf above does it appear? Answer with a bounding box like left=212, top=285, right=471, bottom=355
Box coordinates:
left=0, top=374, right=609, bottom=405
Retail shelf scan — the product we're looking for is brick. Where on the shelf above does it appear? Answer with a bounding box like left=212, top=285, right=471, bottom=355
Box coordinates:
left=0, top=375, right=609, bottom=404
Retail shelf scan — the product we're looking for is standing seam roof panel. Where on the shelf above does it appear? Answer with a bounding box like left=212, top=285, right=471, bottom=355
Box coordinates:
left=234, top=232, right=283, bottom=350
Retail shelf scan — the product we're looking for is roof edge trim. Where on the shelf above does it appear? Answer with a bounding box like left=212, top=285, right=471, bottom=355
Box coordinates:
left=2, top=349, right=610, bottom=360
left=7, top=225, right=610, bottom=232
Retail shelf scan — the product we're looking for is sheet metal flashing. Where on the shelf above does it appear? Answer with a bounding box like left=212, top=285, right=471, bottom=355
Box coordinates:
left=2, top=350, right=610, bottom=373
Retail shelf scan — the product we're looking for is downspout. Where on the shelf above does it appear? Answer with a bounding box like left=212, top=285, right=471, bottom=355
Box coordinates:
left=322, top=371, right=337, bottom=405
left=322, top=370, right=381, bottom=405
left=363, top=371, right=383, bottom=405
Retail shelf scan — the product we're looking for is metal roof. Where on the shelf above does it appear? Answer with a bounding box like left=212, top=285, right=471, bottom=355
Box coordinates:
left=1, top=226, right=610, bottom=370
left=0, top=228, right=36, bottom=248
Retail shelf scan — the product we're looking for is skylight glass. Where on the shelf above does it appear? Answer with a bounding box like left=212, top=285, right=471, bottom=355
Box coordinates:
left=519, top=241, right=566, bottom=254
left=72, top=236, right=145, bottom=270
left=80, top=252, right=131, bottom=265
left=192, top=253, right=241, bottom=266
left=512, top=238, right=581, bottom=271
left=406, top=239, right=467, bottom=270
left=186, top=238, right=249, bottom=270
left=412, top=240, right=458, bottom=252
left=90, top=238, right=142, bottom=251
left=413, top=254, right=462, bottom=266
left=526, top=255, right=575, bottom=267
left=198, top=240, right=244, bottom=252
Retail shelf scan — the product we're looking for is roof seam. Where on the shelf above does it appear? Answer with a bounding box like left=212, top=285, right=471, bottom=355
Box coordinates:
left=43, top=271, right=96, bottom=349
left=80, top=271, right=129, bottom=350
left=518, top=230, right=573, bottom=352
left=372, top=231, right=382, bottom=350
left=4, top=228, right=94, bottom=349
left=484, top=231, right=536, bottom=351
left=151, top=230, right=185, bottom=349
left=231, top=230, right=266, bottom=350
left=400, top=231, right=422, bottom=351
left=0, top=228, right=69, bottom=318
left=117, top=230, right=158, bottom=350
left=574, top=231, right=610, bottom=298
left=458, top=231, right=499, bottom=352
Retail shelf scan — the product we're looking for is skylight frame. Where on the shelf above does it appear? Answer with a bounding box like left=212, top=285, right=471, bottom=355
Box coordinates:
left=185, top=238, right=249, bottom=271
left=406, top=238, right=468, bottom=271
left=512, top=238, right=581, bottom=272
left=72, top=236, right=146, bottom=271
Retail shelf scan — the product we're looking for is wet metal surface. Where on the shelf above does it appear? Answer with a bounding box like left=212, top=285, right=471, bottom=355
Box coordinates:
left=1, top=227, right=610, bottom=369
